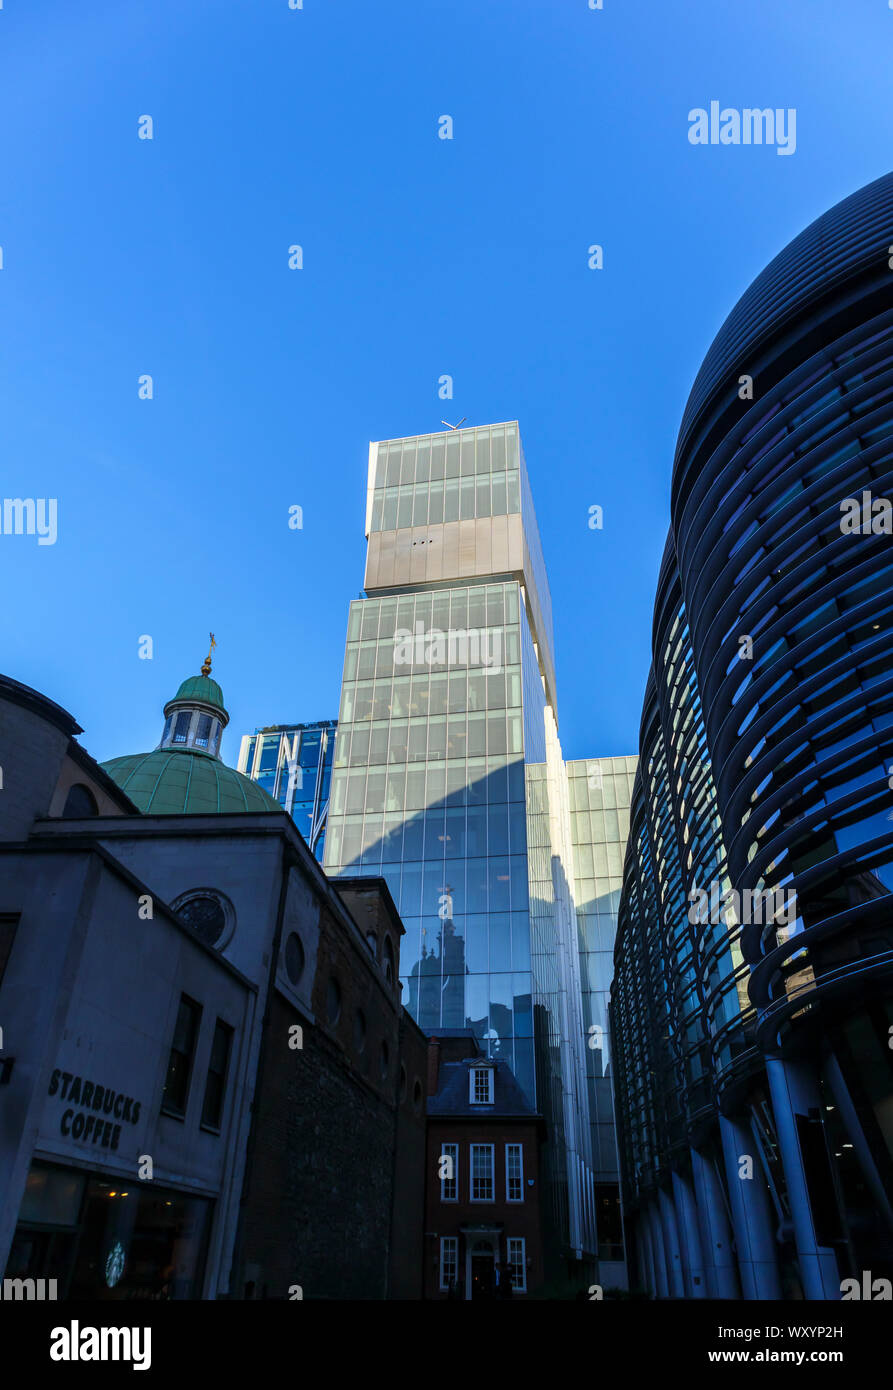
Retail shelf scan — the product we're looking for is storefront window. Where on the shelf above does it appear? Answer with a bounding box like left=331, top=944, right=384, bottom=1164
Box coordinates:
left=6, top=1162, right=212, bottom=1300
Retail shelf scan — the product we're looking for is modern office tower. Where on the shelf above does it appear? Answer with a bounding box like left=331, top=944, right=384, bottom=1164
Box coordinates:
left=323, top=421, right=599, bottom=1279
left=611, top=171, right=893, bottom=1300
left=238, top=720, right=337, bottom=860
left=566, top=755, right=637, bottom=1286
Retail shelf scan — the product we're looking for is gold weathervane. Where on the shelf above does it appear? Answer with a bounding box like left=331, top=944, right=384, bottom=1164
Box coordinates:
left=201, top=633, right=217, bottom=677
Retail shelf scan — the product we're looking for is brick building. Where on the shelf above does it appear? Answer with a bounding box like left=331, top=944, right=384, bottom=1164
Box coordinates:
left=424, top=1034, right=544, bottom=1299
left=237, top=877, right=428, bottom=1300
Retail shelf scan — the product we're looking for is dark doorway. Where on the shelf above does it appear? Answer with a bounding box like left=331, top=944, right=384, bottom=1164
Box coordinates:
left=471, top=1253, right=495, bottom=1299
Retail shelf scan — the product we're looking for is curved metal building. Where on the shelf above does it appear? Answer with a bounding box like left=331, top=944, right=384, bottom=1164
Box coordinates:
left=612, top=172, right=893, bottom=1299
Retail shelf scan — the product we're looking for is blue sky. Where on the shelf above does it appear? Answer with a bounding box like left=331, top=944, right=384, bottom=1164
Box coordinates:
left=2, top=0, right=892, bottom=767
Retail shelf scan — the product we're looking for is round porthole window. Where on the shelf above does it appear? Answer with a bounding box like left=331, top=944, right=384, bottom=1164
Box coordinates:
left=285, top=932, right=305, bottom=985
left=173, top=890, right=233, bottom=949
left=327, top=977, right=342, bottom=1025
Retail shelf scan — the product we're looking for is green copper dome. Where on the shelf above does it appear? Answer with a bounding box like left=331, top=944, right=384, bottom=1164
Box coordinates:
left=101, top=749, right=281, bottom=815
left=102, top=647, right=280, bottom=815
left=166, top=675, right=225, bottom=712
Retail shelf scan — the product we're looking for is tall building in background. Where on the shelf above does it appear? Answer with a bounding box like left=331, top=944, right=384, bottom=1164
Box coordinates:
left=238, top=720, right=336, bottom=861
left=612, top=171, right=893, bottom=1300
left=567, top=755, right=636, bottom=1286
left=322, top=421, right=621, bottom=1282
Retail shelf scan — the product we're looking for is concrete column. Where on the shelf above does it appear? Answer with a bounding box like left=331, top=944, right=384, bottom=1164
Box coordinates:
left=635, top=1219, right=653, bottom=1298
left=690, top=1145, right=740, bottom=1299
left=766, top=1057, right=841, bottom=1300
left=646, top=1199, right=669, bottom=1297
left=639, top=1207, right=657, bottom=1296
left=672, top=1167, right=707, bottom=1297
left=825, top=1052, right=893, bottom=1235
left=658, top=1185, right=685, bottom=1297
left=719, top=1113, right=783, bottom=1299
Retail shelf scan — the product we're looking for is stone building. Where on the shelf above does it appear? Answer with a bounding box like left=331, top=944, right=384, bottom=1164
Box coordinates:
left=0, top=661, right=425, bottom=1300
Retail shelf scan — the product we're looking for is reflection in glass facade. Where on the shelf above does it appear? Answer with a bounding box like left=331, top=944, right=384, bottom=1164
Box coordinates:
left=325, top=422, right=616, bottom=1277
left=238, top=720, right=336, bottom=860
left=612, top=172, right=893, bottom=1299
left=566, top=756, right=636, bottom=1272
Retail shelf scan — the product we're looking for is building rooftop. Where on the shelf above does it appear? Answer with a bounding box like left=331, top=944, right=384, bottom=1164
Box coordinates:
left=428, top=1056, right=537, bottom=1118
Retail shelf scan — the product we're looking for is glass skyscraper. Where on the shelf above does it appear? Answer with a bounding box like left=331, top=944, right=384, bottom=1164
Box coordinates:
left=323, top=422, right=610, bottom=1275
left=567, top=755, right=637, bottom=1281
left=612, top=171, right=893, bottom=1299
left=238, top=720, right=336, bottom=861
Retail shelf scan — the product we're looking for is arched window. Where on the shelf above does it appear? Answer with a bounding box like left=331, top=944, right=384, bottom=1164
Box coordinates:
left=194, top=714, right=213, bottom=749
left=62, top=783, right=98, bottom=818
left=383, top=935, right=395, bottom=983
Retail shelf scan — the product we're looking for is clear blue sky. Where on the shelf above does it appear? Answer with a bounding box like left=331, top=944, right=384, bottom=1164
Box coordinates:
left=2, top=0, right=891, bottom=767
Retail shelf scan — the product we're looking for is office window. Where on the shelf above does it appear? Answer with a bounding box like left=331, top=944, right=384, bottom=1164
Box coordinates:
left=162, top=995, right=202, bottom=1117
left=200, top=1019, right=233, bottom=1131
left=440, top=1142, right=458, bottom=1202
left=507, top=1237, right=526, bottom=1291
left=440, top=1236, right=458, bottom=1291
left=506, top=1143, right=523, bottom=1202
left=469, top=1067, right=494, bottom=1104
left=470, top=1144, right=494, bottom=1202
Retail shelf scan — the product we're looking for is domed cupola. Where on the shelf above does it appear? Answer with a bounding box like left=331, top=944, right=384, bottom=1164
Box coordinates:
left=101, top=636, right=282, bottom=815
left=158, top=636, right=227, bottom=758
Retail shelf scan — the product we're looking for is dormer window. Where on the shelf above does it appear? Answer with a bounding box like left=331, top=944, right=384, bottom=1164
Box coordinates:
left=469, top=1066, right=494, bottom=1105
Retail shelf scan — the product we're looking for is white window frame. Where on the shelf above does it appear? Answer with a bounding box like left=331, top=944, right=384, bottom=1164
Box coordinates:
left=469, top=1066, right=494, bottom=1104
left=505, top=1142, right=524, bottom=1202
left=507, top=1236, right=527, bottom=1292
left=439, top=1236, right=458, bottom=1291
left=470, top=1143, right=495, bottom=1202
left=440, top=1142, right=458, bottom=1203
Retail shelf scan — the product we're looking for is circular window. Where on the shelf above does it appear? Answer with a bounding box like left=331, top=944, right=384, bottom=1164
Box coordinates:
left=284, top=932, right=305, bottom=985
left=327, top=977, right=342, bottom=1025
left=380, top=1040, right=390, bottom=1079
left=354, top=1008, right=367, bottom=1052
left=175, top=892, right=228, bottom=948
left=399, top=1065, right=407, bottom=1102
left=413, top=1078, right=423, bottom=1114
